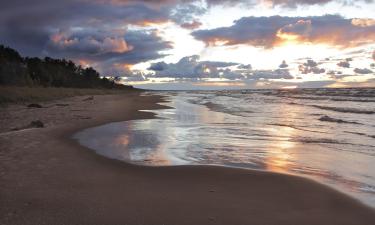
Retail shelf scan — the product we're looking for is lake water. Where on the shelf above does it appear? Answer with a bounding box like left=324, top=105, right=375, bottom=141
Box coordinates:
left=74, top=88, right=375, bottom=207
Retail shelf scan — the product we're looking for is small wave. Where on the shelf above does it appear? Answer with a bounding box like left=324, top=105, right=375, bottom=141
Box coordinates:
left=358, top=185, right=375, bottom=194
left=330, top=98, right=375, bottom=103
left=292, top=137, right=342, bottom=144
left=285, top=96, right=375, bottom=103
left=268, top=123, right=328, bottom=134
left=311, top=105, right=375, bottom=114
left=254, top=88, right=375, bottom=100
left=345, top=131, right=375, bottom=139
left=318, top=115, right=362, bottom=125
left=203, top=102, right=254, bottom=117
left=203, top=102, right=223, bottom=110
left=291, top=137, right=375, bottom=149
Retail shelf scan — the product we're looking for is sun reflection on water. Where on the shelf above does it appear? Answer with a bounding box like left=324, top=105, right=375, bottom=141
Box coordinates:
left=265, top=104, right=300, bottom=174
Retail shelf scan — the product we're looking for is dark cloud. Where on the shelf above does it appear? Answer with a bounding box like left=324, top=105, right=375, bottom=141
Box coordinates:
left=96, top=30, right=173, bottom=75
left=0, top=0, right=174, bottom=75
left=279, top=60, right=288, bottom=68
left=262, top=0, right=373, bottom=8
left=180, top=21, right=203, bottom=29
left=238, top=64, right=252, bottom=69
left=149, top=62, right=169, bottom=71
left=206, top=0, right=374, bottom=8
left=192, top=15, right=375, bottom=48
left=249, top=69, right=293, bottom=80
left=298, top=59, right=325, bottom=74
left=354, top=68, right=373, bottom=74
left=1, top=0, right=374, bottom=80
left=149, top=55, right=238, bottom=78
left=42, top=29, right=172, bottom=76
left=148, top=55, right=293, bottom=80
left=337, top=60, right=350, bottom=68
left=170, top=3, right=206, bottom=29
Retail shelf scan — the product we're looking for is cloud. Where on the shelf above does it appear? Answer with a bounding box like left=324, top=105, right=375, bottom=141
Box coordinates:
left=149, top=55, right=238, bottom=78
left=327, top=70, right=345, bottom=79
left=261, top=0, right=374, bottom=8
left=337, top=60, right=350, bottom=68
left=279, top=60, right=288, bottom=68
left=149, top=62, right=169, bottom=71
left=248, top=69, right=293, bottom=80
left=1, top=0, right=374, bottom=82
left=192, top=15, right=375, bottom=48
left=0, top=0, right=176, bottom=76
left=170, top=3, right=206, bottom=29
left=53, top=30, right=172, bottom=76
left=148, top=55, right=294, bottom=80
left=354, top=68, right=373, bottom=74
left=373, top=50, right=375, bottom=61
left=122, top=71, right=150, bottom=82
left=47, top=29, right=133, bottom=56
left=180, top=21, right=203, bottom=29
left=238, top=64, right=252, bottom=69
left=298, top=59, right=326, bottom=74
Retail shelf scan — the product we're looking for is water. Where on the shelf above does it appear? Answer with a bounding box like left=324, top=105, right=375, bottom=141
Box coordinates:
left=74, top=88, right=375, bottom=207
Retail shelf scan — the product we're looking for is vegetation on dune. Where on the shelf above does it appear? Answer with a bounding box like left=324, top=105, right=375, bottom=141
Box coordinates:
left=0, top=86, right=134, bottom=105
left=0, top=45, right=132, bottom=89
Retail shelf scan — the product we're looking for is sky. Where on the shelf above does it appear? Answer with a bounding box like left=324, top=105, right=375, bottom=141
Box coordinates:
left=1, top=0, right=375, bottom=90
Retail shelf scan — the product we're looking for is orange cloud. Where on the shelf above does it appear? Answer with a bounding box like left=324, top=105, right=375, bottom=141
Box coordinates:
left=193, top=15, right=375, bottom=48
left=351, top=18, right=375, bottom=27
left=180, top=21, right=203, bottom=29
left=49, top=30, right=133, bottom=54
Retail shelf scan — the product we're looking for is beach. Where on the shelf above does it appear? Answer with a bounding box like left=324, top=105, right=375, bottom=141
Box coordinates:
left=1, top=92, right=375, bottom=225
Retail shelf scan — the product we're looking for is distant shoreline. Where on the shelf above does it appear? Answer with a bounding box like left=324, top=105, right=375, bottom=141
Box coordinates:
left=1, top=93, right=375, bottom=225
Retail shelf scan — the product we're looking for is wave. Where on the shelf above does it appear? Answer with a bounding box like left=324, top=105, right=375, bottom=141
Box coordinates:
left=330, top=98, right=375, bottom=103
left=256, top=88, right=375, bottom=98
left=311, top=105, right=375, bottom=114
left=203, top=102, right=254, bottom=117
left=345, top=131, right=375, bottom=139
left=292, top=137, right=342, bottom=144
left=280, top=95, right=375, bottom=103
left=318, top=115, right=362, bottom=125
left=268, top=123, right=328, bottom=134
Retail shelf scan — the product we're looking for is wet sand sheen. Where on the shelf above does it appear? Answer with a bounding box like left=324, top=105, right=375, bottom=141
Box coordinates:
left=74, top=91, right=375, bottom=207
left=1, top=93, right=375, bottom=225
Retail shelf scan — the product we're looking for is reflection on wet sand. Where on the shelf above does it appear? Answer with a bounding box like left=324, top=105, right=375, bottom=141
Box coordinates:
left=74, top=91, right=375, bottom=207
left=265, top=102, right=300, bottom=174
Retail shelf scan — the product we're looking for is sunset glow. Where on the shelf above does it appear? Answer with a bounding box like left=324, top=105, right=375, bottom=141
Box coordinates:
left=1, top=0, right=374, bottom=90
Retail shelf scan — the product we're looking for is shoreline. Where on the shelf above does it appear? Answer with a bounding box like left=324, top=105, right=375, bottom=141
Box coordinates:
left=1, top=92, right=375, bottom=225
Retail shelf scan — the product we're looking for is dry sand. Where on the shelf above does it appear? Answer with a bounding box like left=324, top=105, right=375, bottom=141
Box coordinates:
left=0, top=92, right=375, bottom=225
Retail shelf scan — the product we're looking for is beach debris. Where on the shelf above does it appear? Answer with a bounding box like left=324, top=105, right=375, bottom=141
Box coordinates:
left=27, top=103, right=42, bottom=108
left=29, top=120, right=44, bottom=128
left=73, top=115, right=91, bottom=120
left=83, top=96, right=94, bottom=101
left=11, top=120, right=44, bottom=131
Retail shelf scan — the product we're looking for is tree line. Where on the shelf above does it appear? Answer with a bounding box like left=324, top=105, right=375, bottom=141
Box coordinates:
left=0, top=45, right=132, bottom=89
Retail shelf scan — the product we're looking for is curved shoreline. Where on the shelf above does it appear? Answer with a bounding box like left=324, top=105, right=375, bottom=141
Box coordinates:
left=1, top=93, right=375, bottom=225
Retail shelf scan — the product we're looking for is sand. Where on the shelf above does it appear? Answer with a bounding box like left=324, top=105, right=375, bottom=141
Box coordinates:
left=0, top=92, right=375, bottom=225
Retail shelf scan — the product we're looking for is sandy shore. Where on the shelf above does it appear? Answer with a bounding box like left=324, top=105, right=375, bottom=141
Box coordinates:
left=1, top=92, right=375, bottom=225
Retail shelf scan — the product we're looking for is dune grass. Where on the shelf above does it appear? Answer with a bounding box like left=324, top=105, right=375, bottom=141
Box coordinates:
left=0, top=86, right=139, bottom=106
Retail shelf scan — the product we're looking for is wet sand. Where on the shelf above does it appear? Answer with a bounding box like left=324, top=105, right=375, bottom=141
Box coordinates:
left=0, top=92, right=375, bottom=225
